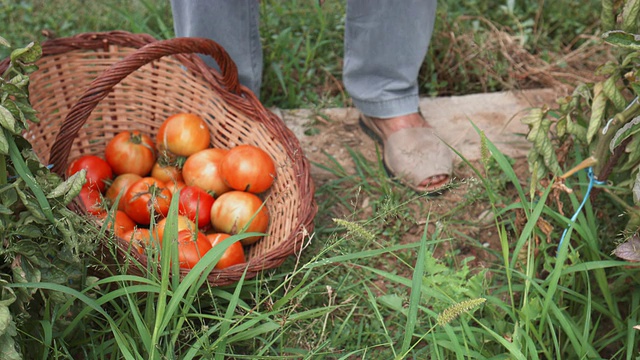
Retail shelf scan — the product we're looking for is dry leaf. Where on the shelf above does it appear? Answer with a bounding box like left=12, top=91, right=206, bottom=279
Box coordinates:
left=613, top=234, right=640, bottom=262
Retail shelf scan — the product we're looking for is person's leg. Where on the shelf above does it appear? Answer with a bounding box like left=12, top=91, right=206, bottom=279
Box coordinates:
left=343, top=0, right=436, bottom=118
left=344, top=0, right=450, bottom=191
left=170, top=0, right=263, bottom=96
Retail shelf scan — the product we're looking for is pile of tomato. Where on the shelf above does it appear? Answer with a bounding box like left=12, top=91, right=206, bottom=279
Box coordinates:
left=67, top=113, right=276, bottom=270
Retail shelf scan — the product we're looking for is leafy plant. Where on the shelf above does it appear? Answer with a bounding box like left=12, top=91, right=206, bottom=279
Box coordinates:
left=0, top=37, right=100, bottom=359
left=522, top=0, right=640, bottom=262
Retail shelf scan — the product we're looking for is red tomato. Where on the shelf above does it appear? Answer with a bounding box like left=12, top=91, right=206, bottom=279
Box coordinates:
left=121, top=228, right=153, bottom=255
left=167, top=180, right=186, bottom=196
left=109, top=210, right=137, bottom=238
left=67, top=155, right=113, bottom=193
left=156, top=113, right=211, bottom=157
left=178, top=186, right=215, bottom=228
left=210, top=191, right=269, bottom=245
left=105, top=173, right=142, bottom=211
left=122, top=177, right=172, bottom=225
left=176, top=230, right=212, bottom=269
left=182, top=148, right=231, bottom=197
left=221, top=145, right=276, bottom=193
left=154, top=215, right=197, bottom=244
left=78, top=186, right=106, bottom=216
left=151, top=160, right=183, bottom=184
left=105, top=131, right=156, bottom=176
left=206, top=233, right=245, bottom=269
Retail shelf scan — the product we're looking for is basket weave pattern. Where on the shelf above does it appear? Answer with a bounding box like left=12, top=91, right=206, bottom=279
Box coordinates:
left=0, top=31, right=316, bottom=286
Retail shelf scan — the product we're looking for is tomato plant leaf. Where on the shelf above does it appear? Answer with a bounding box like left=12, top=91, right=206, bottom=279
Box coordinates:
left=603, top=74, right=627, bottom=111
left=0, top=304, right=13, bottom=334
left=13, top=100, right=37, bottom=128
left=0, top=306, right=20, bottom=360
left=631, top=82, right=640, bottom=98
left=46, top=169, right=86, bottom=204
left=0, top=105, right=18, bottom=134
left=565, top=113, right=587, bottom=140
left=8, top=73, right=29, bottom=89
left=11, top=256, right=42, bottom=287
left=620, top=135, right=640, bottom=172
left=0, top=131, right=9, bottom=155
left=15, top=184, right=46, bottom=222
left=610, top=115, right=640, bottom=153
left=623, top=0, right=640, bottom=33
left=587, top=82, right=607, bottom=143
left=602, top=30, right=640, bottom=50
left=556, top=117, right=567, bottom=138
left=0, top=203, right=12, bottom=215
left=9, top=42, right=41, bottom=65
left=522, top=108, right=563, bottom=180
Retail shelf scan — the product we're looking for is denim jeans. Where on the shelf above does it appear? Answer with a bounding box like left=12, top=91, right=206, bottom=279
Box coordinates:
left=170, top=0, right=436, bottom=118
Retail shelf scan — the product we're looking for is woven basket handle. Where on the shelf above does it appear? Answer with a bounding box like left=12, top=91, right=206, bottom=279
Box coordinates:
left=49, top=37, right=242, bottom=175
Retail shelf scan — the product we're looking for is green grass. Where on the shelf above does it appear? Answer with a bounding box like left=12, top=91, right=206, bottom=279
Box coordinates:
left=8, top=125, right=639, bottom=359
left=3, top=0, right=640, bottom=359
left=1, top=0, right=603, bottom=108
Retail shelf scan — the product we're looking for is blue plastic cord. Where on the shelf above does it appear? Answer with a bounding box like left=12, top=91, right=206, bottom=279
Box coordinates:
left=557, top=167, right=606, bottom=252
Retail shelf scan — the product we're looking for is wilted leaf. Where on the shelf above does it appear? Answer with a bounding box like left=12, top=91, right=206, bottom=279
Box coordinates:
left=587, top=83, right=607, bottom=143
left=603, top=75, right=627, bottom=111
left=634, top=172, right=640, bottom=204
left=565, top=113, right=587, bottom=140
left=8, top=74, right=29, bottom=89
left=537, top=217, right=554, bottom=243
left=623, top=0, right=640, bottom=33
left=12, top=255, right=42, bottom=285
left=613, top=235, right=640, bottom=261
left=621, top=136, right=640, bottom=172
left=15, top=187, right=47, bottom=222
left=10, top=42, right=42, bottom=64
left=556, top=117, right=567, bottom=137
left=46, top=169, right=86, bottom=204
left=611, top=115, right=640, bottom=153
left=597, top=60, right=622, bottom=76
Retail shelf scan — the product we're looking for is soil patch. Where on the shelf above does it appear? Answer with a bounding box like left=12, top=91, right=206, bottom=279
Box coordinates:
left=274, top=89, right=552, bottom=268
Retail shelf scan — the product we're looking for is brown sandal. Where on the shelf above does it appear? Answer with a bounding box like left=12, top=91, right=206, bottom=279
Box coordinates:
left=359, top=113, right=453, bottom=193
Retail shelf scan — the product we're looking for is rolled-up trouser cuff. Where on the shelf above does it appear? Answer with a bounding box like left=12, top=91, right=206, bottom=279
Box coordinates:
left=352, top=94, right=420, bottom=119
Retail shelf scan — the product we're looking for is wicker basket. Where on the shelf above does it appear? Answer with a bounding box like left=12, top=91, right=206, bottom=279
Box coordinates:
left=0, top=31, right=316, bottom=286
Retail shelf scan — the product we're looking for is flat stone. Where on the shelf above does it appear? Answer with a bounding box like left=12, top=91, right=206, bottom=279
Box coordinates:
left=273, top=88, right=561, bottom=180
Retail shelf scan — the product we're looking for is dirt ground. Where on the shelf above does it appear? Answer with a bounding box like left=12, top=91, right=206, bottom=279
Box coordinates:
left=274, top=88, right=560, bottom=269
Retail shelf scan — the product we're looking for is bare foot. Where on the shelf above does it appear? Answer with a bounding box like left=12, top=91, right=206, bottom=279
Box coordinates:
left=370, top=113, right=448, bottom=190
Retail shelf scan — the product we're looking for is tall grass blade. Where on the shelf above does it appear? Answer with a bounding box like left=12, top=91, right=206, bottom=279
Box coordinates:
left=215, top=269, right=249, bottom=360
left=400, top=219, right=429, bottom=354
